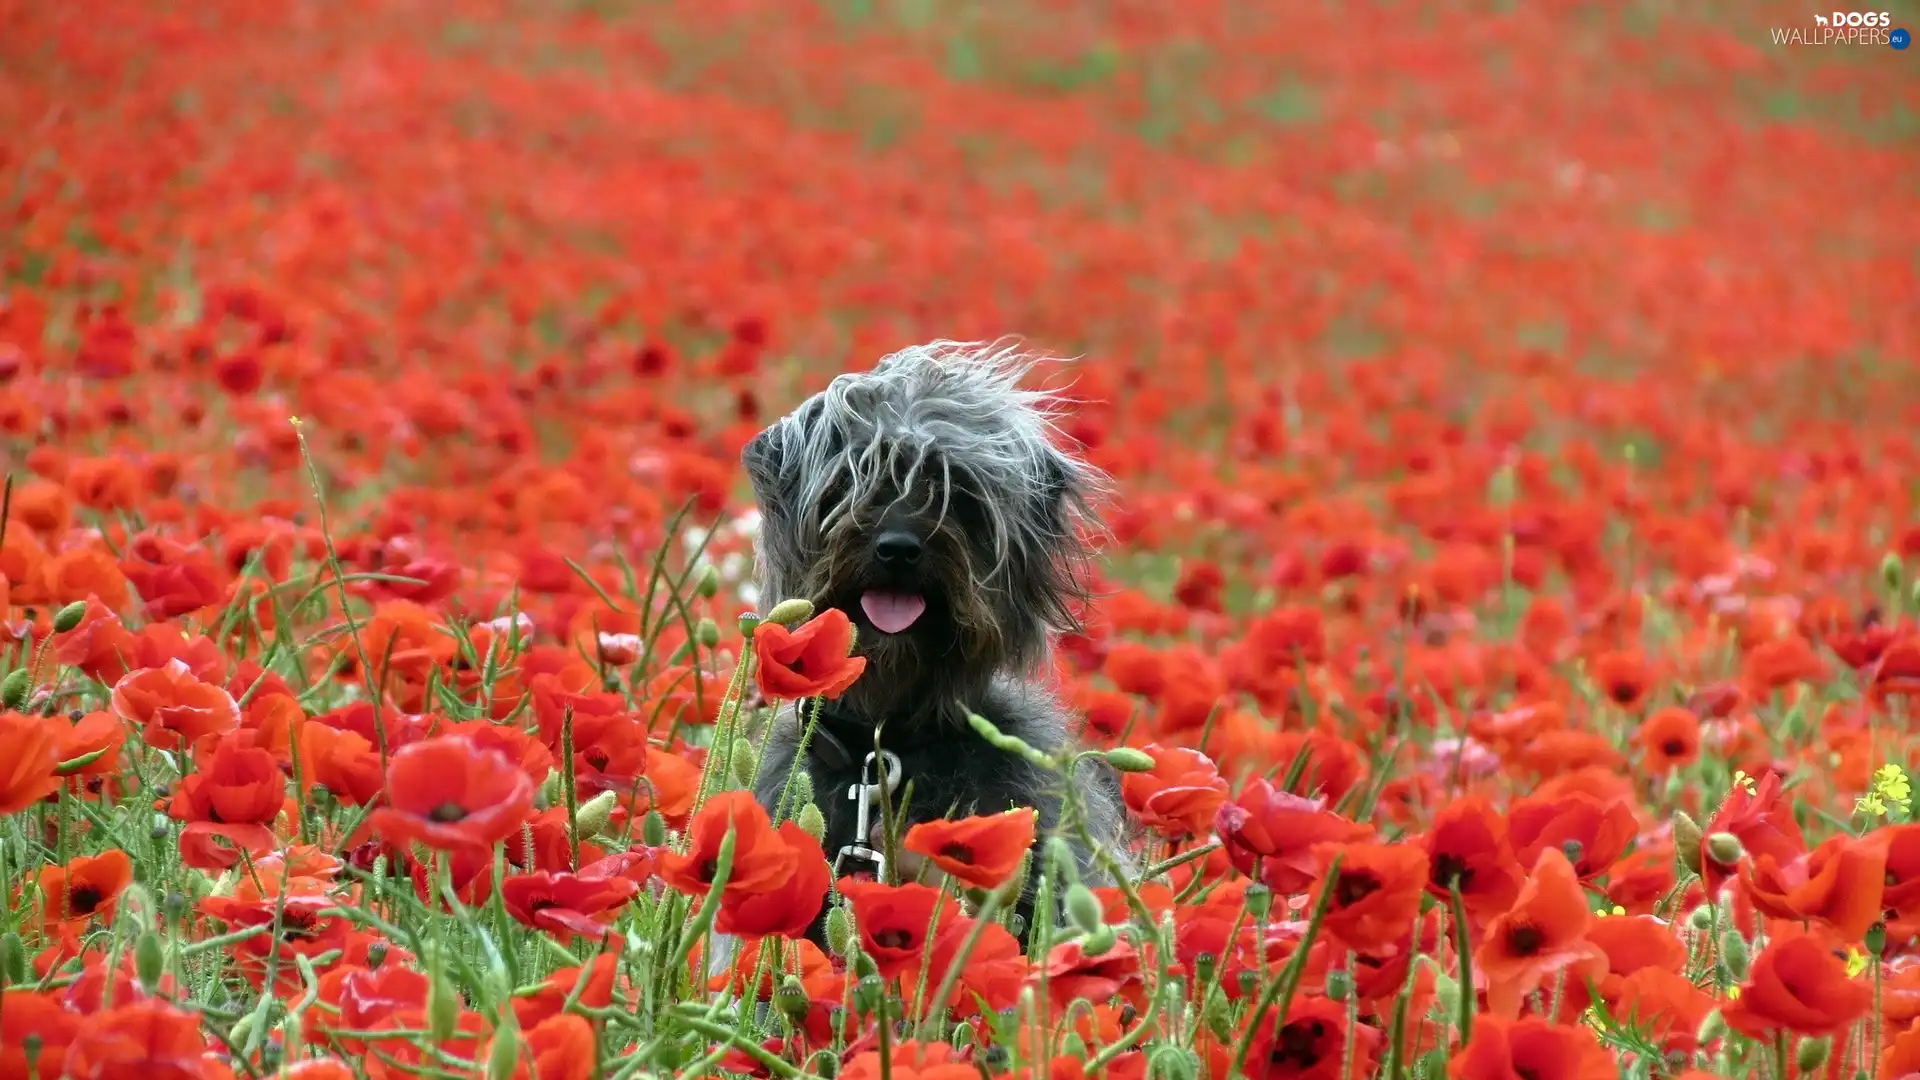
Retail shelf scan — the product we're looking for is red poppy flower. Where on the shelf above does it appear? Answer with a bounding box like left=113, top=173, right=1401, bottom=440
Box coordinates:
left=1312, top=841, right=1429, bottom=955
left=513, top=952, right=622, bottom=1030
left=1507, top=792, right=1638, bottom=881
left=1215, top=779, right=1373, bottom=894
left=368, top=734, right=536, bottom=853
left=169, top=736, right=285, bottom=826
left=840, top=1041, right=979, bottom=1080
left=1742, top=831, right=1887, bottom=941
left=716, top=821, right=830, bottom=940
left=752, top=608, right=867, bottom=701
left=1420, top=795, right=1524, bottom=917
left=1723, top=928, right=1872, bottom=1038
left=838, top=879, right=953, bottom=979
left=0, top=988, right=81, bottom=1079
left=65, top=999, right=209, bottom=1080
left=110, top=659, right=241, bottom=752
left=1245, top=992, right=1382, bottom=1080
left=493, top=1013, right=598, bottom=1080
left=903, top=808, right=1036, bottom=889
left=1635, top=706, right=1701, bottom=770
left=1698, top=771, right=1805, bottom=895
left=658, top=791, right=795, bottom=899
left=502, top=870, right=641, bottom=939
left=1475, top=848, right=1607, bottom=1018
left=1121, top=743, right=1229, bottom=840
left=0, top=711, right=64, bottom=815
left=912, top=915, right=1026, bottom=1018
left=1447, top=1014, right=1615, bottom=1080
left=37, top=849, right=134, bottom=932
left=1608, top=967, right=1716, bottom=1055
left=1031, top=935, right=1143, bottom=1010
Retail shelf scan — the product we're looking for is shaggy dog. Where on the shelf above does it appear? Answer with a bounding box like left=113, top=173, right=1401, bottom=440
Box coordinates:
left=742, top=341, right=1132, bottom=944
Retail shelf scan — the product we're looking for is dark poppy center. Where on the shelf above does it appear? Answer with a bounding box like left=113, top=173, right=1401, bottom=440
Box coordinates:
left=1661, top=738, right=1686, bottom=756
left=938, top=842, right=976, bottom=865
left=789, top=656, right=806, bottom=673
left=698, top=859, right=719, bottom=882
left=1334, top=873, right=1382, bottom=908
left=1432, top=853, right=1474, bottom=891
left=1507, top=923, right=1545, bottom=956
left=1269, top=1018, right=1328, bottom=1068
left=1607, top=680, right=1638, bottom=704
left=430, top=802, right=469, bottom=823
left=69, top=885, right=105, bottom=916
left=873, top=928, right=913, bottom=950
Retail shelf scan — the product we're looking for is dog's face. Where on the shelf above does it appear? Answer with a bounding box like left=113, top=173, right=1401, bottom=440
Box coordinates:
left=743, top=344, right=1100, bottom=709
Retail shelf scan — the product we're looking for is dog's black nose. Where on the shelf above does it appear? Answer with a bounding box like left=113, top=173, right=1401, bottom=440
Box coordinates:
left=873, top=530, right=923, bottom=565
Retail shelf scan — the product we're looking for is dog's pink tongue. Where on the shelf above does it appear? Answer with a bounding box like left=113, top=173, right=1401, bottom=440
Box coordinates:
left=860, top=591, right=926, bottom=634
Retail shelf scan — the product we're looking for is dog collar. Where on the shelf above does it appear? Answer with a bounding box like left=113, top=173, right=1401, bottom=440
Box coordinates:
left=798, top=697, right=883, bottom=773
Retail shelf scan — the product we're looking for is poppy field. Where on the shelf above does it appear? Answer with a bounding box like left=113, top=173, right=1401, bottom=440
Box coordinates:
left=5, top=0, right=1920, bottom=1078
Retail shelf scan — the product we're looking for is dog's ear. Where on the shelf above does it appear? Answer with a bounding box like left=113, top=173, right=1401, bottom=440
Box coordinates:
left=1039, top=448, right=1077, bottom=511
left=742, top=424, right=785, bottom=501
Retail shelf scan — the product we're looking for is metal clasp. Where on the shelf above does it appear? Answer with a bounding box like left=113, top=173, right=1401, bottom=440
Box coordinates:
left=832, top=750, right=903, bottom=882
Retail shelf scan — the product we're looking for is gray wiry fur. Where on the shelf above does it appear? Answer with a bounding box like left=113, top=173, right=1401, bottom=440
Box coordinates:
left=743, top=340, right=1134, bottom=938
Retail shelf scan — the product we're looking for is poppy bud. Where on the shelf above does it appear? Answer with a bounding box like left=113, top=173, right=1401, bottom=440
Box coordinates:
left=968, top=713, right=1054, bottom=768
left=1671, top=811, right=1703, bottom=873
left=773, top=974, right=809, bottom=1022
left=789, top=770, right=815, bottom=812
left=1104, top=747, right=1156, bottom=773
left=52, top=600, right=89, bottom=633
left=1797, top=1035, right=1831, bottom=1073
left=1081, top=924, right=1116, bottom=956
left=737, top=612, right=763, bottom=635
left=1243, top=883, right=1273, bottom=921
left=1148, top=1047, right=1200, bottom=1080
left=853, top=973, right=885, bottom=1016
left=0, top=668, right=29, bottom=709
left=1065, top=884, right=1104, bottom=935
left=1059, top=1033, right=1088, bottom=1061
left=1202, top=987, right=1235, bottom=1039
left=797, top=803, right=826, bottom=841
left=696, top=618, right=720, bottom=648
left=764, top=599, right=816, bottom=627
left=134, top=930, right=166, bottom=989
left=1719, top=930, right=1750, bottom=981
left=1704, top=832, right=1744, bottom=866
left=428, top=970, right=460, bottom=1044
left=486, top=1020, right=521, bottom=1080
left=729, top=738, right=758, bottom=787
left=572, top=790, right=617, bottom=838
left=1325, top=967, right=1353, bottom=1002
left=0, top=931, right=25, bottom=985
left=1883, top=553, right=1905, bottom=595
left=825, top=906, right=853, bottom=958
left=695, top=563, right=721, bottom=599
left=1687, top=905, right=1714, bottom=931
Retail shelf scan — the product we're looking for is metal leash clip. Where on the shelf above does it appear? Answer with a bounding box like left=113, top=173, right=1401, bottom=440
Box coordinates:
left=832, top=749, right=903, bottom=882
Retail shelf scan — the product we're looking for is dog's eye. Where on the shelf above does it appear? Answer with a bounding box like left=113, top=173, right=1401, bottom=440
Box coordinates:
left=947, top=485, right=989, bottom=531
